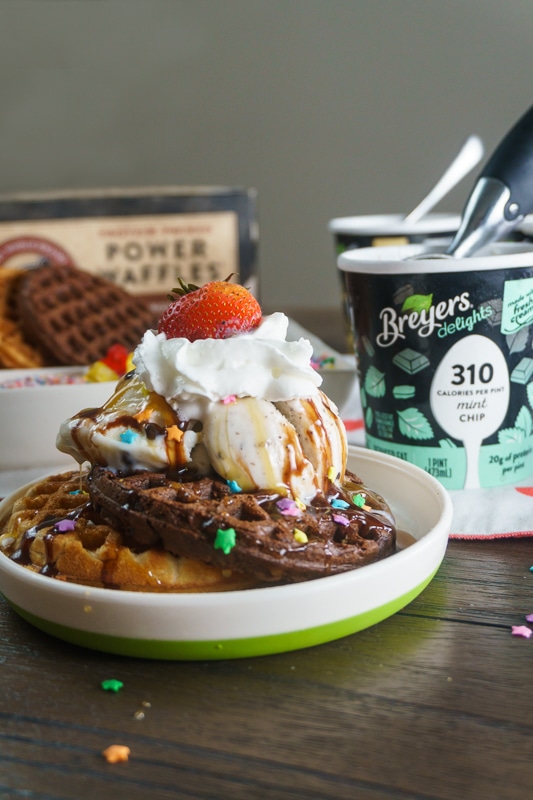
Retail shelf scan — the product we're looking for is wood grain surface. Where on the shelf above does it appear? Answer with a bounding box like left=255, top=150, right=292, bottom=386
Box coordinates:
left=1, top=538, right=533, bottom=799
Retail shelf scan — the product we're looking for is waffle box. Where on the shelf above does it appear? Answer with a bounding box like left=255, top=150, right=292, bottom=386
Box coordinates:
left=0, top=186, right=259, bottom=316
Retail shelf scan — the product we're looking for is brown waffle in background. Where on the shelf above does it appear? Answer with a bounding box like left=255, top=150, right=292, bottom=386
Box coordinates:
left=14, top=263, right=159, bottom=366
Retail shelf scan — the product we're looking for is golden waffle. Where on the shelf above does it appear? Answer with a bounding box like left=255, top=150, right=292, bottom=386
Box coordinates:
left=16, top=263, right=159, bottom=366
left=0, top=471, right=259, bottom=592
left=0, top=268, right=44, bottom=368
left=88, top=467, right=397, bottom=582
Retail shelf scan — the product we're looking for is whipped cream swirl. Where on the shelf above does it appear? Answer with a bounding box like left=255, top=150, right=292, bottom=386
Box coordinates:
left=133, top=313, right=321, bottom=409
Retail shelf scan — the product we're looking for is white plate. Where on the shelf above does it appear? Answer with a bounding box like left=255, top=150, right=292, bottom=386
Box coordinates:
left=0, top=446, right=452, bottom=660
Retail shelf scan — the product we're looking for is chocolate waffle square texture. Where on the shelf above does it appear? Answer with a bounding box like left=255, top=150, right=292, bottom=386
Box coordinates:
left=87, top=467, right=396, bottom=583
left=15, top=263, right=159, bottom=366
left=0, top=471, right=258, bottom=592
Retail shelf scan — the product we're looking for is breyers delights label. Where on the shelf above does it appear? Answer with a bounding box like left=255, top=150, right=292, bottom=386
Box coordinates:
left=343, top=262, right=533, bottom=489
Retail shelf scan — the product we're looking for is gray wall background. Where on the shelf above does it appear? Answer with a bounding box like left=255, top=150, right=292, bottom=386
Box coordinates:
left=1, top=0, right=533, bottom=310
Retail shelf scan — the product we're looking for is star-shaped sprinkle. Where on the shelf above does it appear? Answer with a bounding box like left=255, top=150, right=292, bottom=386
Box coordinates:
left=332, top=513, right=349, bottom=526
left=525, top=614, right=533, bottom=623
left=119, top=430, right=138, bottom=444
left=276, top=498, right=300, bottom=517
left=222, top=395, right=237, bottom=405
left=54, top=519, right=76, bottom=532
left=327, top=466, right=338, bottom=481
left=214, top=527, right=237, bottom=554
left=293, top=528, right=308, bottom=544
left=511, top=625, right=532, bottom=638
left=101, top=679, right=124, bottom=693
left=227, top=479, right=242, bottom=493
left=331, top=498, right=350, bottom=510
left=102, top=744, right=130, bottom=764
left=166, top=425, right=184, bottom=442
left=133, top=407, right=152, bottom=423
left=352, top=493, right=365, bottom=507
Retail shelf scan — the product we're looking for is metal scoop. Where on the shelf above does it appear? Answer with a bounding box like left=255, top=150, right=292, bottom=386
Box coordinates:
left=444, top=103, right=533, bottom=258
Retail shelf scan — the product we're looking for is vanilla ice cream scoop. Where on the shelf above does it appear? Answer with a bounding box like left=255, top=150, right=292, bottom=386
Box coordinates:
left=57, top=313, right=347, bottom=501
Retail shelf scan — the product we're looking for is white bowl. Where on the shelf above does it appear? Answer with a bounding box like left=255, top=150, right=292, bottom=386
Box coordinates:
left=0, top=368, right=114, bottom=469
left=0, top=446, right=452, bottom=660
left=286, top=318, right=356, bottom=409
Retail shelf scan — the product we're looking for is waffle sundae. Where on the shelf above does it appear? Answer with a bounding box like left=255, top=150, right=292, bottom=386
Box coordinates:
left=0, top=278, right=396, bottom=590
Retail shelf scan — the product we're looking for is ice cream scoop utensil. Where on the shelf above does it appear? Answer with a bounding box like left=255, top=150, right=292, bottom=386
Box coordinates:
left=445, top=104, right=533, bottom=258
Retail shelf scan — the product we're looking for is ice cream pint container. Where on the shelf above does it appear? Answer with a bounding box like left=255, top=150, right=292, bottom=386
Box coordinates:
left=338, top=242, right=533, bottom=489
left=329, top=213, right=461, bottom=350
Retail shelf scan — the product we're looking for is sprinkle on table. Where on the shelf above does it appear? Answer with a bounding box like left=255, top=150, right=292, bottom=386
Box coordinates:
left=525, top=614, right=533, bottom=623
left=101, top=679, right=124, bottom=693
left=511, top=625, right=533, bottom=639
left=102, top=744, right=130, bottom=764
left=214, top=528, right=237, bottom=554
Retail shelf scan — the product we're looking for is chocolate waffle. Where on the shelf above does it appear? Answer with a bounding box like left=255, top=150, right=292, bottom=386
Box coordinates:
left=15, top=263, right=158, bottom=366
left=0, top=268, right=45, bottom=368
left=0, top=471, right=258, bottom=592
left=87, top=467, right=396, bottom=582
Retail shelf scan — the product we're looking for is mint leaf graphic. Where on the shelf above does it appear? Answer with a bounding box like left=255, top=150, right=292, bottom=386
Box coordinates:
left=364, top=365, right=386, bottom=398
left=515, top=405, right=533, bottom=438
left=397, top=407, right=433, bottom=440
left=506, top=327, right=529, bottom=355
left=498, top=427, right=525, bottom=444
left=527, top=382, right=533, bottom=410
left=439, top=438, right=457, bottom=449
left=401, top=293, right=433, bottom=314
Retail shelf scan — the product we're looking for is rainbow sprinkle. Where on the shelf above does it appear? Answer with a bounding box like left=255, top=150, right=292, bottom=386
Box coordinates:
left=222, top=395, right=237, bottom=404
left=352, top=493, right=365, bottom=507
left=227, top=480, right=242, bottom=493
left=101, top=679, right=124, bottom=692
left=214, top=528, right=237, bottom=554
left=293, top=529, right=308, bottom=544
left=332, top=513, right=349, bottom=526
left=311, top=354, right=336, bottom=370
left=120, top=430, right=138, bottom=444
left=331, top=498, right=350, bottom=510
left=276, top=498, right=301, bottom=517
left=54, top=519, right=76, bottom=532
left=511, top=625, right=532, bottom=639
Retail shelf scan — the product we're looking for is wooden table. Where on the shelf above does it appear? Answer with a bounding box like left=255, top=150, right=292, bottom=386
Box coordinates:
left=1, top=311, right=533, bottom=799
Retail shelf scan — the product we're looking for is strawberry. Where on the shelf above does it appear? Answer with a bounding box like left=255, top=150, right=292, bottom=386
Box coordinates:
left=158, top=277, right=262, bottom=341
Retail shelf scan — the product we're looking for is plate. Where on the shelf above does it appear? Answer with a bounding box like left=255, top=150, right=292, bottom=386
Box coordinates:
left=0, top=446, right=452, bottom=660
